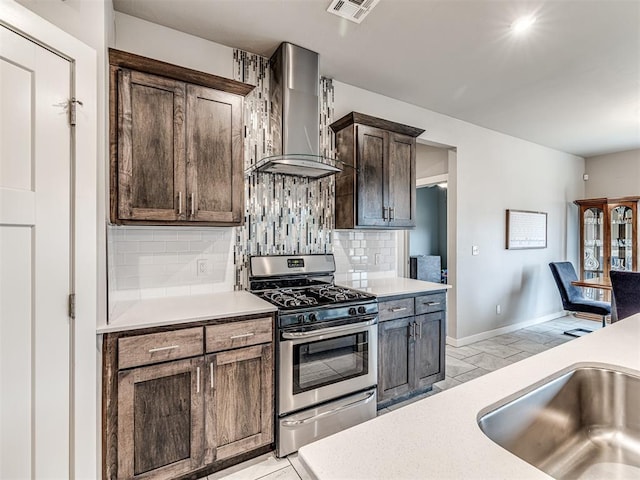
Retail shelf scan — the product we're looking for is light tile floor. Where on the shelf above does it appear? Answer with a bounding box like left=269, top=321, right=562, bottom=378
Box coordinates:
left=198, top=314, right=602, bottom=480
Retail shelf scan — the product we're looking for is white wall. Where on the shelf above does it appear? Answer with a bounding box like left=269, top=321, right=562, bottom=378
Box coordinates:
left=114, top=12, right=233, bottom=78
left=416, top=143, right=448, bottom=179
left=333, top=81, right=585, bottom=341
left=585, top=148, right=640, bottom=198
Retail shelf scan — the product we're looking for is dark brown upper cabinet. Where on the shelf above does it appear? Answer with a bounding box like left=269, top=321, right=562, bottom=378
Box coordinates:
left=109, top=49, right=253, bottom=226
left=330, top=112, right=424, bottom=229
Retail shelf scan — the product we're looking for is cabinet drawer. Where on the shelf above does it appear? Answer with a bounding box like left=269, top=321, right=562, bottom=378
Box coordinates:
left=206, top=317, right=273, bottom=353
left=118, top=327, right=204, bottom=370
left=415, top=292, right=446, bottom=315
left=379, top=298, right=415, bottom=322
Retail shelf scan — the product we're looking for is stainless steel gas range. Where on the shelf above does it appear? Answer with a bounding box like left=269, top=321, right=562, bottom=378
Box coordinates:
left=249, top=254, right=378, bottom=457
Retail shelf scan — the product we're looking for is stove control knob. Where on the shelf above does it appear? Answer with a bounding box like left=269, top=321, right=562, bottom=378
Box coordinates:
left=297, top=314, right=306, bottom=324
left=309, top=313, right=317, bottom=323
left=348, top=307, right=357, bottom=316
left=358, top=306, right=367, bottom=314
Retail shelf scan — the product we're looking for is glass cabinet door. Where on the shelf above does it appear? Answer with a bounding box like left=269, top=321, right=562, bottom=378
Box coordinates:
left=583, top=207, right=604, bottom=280
left=610, top=205, right=634, bottom=272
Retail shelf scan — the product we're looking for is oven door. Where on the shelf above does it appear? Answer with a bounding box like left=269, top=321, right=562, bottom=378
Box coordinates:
left=278, top=316, right=377, bottom=415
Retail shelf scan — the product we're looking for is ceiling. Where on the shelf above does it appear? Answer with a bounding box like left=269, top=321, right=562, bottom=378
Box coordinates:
left=112, top=0, right=640, bottom=158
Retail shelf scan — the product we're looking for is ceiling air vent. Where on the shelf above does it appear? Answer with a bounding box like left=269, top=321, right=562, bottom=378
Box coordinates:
left=327, top=0, right=381, bottom=24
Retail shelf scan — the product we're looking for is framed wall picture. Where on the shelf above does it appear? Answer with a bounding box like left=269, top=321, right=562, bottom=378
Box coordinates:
left=506, top=209, right=547, bottom=249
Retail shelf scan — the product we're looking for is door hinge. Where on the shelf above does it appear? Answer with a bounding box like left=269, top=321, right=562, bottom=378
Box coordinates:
left=68, top=293, right=76, bottom=319
left=69, top=98, right=83, bottom=126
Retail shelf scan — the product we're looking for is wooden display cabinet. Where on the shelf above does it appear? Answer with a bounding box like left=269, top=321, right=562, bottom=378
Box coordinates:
left=575, top=196, right=639, bottom=299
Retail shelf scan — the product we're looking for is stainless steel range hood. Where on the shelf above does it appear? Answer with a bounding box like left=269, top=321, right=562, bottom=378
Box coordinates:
left=252, top=42, right=341, bottom=179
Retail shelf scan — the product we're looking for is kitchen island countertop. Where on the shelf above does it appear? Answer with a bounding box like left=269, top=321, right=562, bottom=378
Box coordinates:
left=338, top=276, right=451, bottom=298
left=98, top=290, right=277, bottom=334
left=298, top=315, right=640, bottom=479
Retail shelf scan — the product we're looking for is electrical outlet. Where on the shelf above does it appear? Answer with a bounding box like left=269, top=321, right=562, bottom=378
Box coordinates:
left=197, top=259, right=209, bottom=276
left=375, top=253, right=382, bottom=265
left=496, top=304, right=501, bottom=315
left=472, top=245, right=479, bottom=256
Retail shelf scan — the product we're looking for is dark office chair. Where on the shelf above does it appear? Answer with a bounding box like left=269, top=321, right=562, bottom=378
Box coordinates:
left=549, top=262, right=611, bottom=337
left=610, top=270, right=640, bottom=321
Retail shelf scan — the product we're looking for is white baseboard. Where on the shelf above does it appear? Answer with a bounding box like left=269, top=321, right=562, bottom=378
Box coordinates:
left=446, top=311, right=567, bottom=347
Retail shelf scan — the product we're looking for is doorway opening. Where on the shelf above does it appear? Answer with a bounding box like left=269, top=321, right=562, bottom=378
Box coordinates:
left=401, top=142, right=455, bottom=285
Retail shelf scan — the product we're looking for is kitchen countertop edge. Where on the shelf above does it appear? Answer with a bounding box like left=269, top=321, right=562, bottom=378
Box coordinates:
left=298, top=315, right=640, bottom=480
left=338, top=276, right=451, bottom=298
left=97, top=290, right=277, bottom=334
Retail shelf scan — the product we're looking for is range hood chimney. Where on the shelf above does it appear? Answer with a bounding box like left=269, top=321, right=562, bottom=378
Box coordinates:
left=254, top=42, right=341, bottom=179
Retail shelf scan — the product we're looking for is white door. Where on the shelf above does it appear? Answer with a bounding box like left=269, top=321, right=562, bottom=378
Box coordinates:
left=0, top=25, right=72, bottom=479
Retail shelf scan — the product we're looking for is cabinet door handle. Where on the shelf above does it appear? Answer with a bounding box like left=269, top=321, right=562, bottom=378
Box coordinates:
left=424, top=301, right=441, bottom=306
left=177, top=191, right=183, bottom=215
left=230, top=332, right=255, bottom=339
left=390, top=307, right=407, bottom=313
left=416, top=321, right=422, bottom=339
left=148, top=345, right=179, bottom=353
left=190, top=193, right=196, bottom=217
left=382, top=206, right=389, bottom=220
left=389, top=207, right=395, bottom=220
left=196, top=366, right=201, bottom=394
left=209, top=362, right=214, bottom=389
left=409, top=322, right=415, bottom=338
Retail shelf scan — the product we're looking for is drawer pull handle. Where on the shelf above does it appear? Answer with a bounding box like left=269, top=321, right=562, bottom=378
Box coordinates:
left=390, top=307, right=407, bottom=313
left=230, top=332, right=255, bottom=339
left=424, top=302, right=441, bottom=306
left=148, top=345, right=179, bottom=353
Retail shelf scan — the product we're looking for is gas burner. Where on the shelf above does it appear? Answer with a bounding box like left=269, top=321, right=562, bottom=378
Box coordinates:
left=308, top=285, right=365, bottom=302
left=261, top=289, right=318, bottom=308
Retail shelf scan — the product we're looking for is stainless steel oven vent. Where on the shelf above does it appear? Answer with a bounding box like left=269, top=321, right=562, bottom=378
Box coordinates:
left=249, top=42, right=342, bottom=179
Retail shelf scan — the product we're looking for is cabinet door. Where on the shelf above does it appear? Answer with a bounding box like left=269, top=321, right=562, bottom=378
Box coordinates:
left=356, top=125, right=388, bottom=226
left=387, top=132, right=416, bottom=228
left=378, top=317, right=414, bottom=403
left=608, top=202, right=637, bottom=273
left=117, top=69, right=186, bottom=221
left=413, top=312, right=445, bottom=390
left=580, top=205, right=605, bottom=281
left=117, top=357, right=204, bottom=479
left=205, top=344, right=273, bottom=463
left=186, top=85, right=244, bottom=224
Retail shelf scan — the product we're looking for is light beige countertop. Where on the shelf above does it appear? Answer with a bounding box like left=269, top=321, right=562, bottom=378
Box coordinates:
left=338, top=276, right=451, bottom=298
left=298, top=315, right=640, bottom=480
left=98, top=291, right=277, bottom=334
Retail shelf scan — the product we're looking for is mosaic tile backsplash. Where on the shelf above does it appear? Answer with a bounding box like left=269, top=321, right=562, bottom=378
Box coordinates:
left=233, top=49, right=336, bottom=289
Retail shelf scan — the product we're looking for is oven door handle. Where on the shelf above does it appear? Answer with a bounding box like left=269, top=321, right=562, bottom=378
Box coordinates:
left=281, top=317, right=377, bottom=340
left=280, top=390, right=376, bottom=427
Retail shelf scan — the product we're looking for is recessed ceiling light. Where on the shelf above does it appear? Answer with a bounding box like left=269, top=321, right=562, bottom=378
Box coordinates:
left=511, top=14, right=537, bottom=34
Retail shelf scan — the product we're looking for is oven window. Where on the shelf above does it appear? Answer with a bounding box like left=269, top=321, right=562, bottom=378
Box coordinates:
left=293, top=332, right=369, bottom=394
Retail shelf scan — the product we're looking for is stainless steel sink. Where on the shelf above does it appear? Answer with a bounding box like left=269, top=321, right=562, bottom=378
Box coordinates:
left=478, top=366, right=640, bottom=479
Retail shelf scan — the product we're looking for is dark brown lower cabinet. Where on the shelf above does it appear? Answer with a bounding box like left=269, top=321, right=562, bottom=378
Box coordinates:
left=117, top=357, right=204, bottom=479
left=413, top=313, right=445, bottom=390
left=378, top=317, right=414, bottom=402
left=377, top=293, right=446, bottom=408
left=206, top=344, right=273, bottom=463
left=104, top=316, right=274, bottom=480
